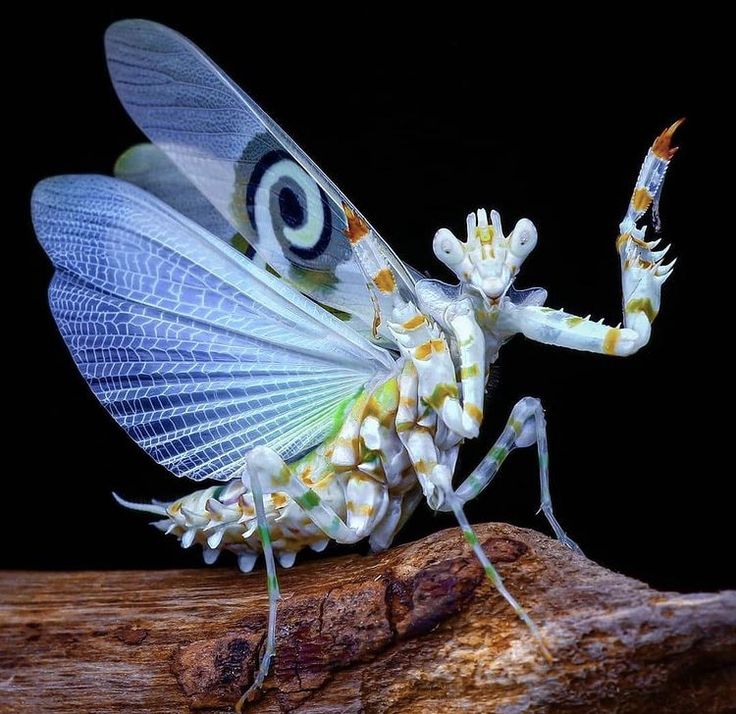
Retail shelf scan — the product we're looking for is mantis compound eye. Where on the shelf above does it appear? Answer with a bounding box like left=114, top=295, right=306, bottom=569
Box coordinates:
left=509, top=218, right=538, bottom=258
left=433, top=228, right=465, bottom=266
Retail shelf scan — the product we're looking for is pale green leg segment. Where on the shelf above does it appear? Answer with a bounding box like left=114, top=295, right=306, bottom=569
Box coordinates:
left=236, top=447, right=364, bottom=708
left=445, top=397, right=581, bottom=553
left=447, top=495, right=553, bottom=662
left=287, top=476, right=363, bottom=545
left=236, top=461, right=280, bottom=712
left=530, top=400, right=581, bottom=553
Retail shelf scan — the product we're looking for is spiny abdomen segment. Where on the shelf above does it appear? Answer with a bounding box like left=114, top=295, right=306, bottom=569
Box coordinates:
left=114, top=479, right=331, bottom=572
left=115, top=372, right=429, bottom=569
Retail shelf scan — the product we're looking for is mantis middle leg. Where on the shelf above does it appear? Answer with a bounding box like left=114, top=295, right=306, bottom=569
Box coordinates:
left=441, top=396, right=581, bottom=554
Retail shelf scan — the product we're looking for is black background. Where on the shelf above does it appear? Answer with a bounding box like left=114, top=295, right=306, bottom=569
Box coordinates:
left=8, top=10, right=731, bottom=593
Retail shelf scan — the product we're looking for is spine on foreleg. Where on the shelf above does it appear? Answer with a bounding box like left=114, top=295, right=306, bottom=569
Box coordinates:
left=616, top=120, right=682, bottom=354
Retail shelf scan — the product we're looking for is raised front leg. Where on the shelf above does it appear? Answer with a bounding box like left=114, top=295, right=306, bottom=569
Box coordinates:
left=504, top=120, right=682, bottom=357
left=615, top=120, right=682, bottom=350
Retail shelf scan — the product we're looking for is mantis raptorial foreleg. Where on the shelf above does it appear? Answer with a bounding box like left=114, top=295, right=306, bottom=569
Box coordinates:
left=342, top=206, right=488, bottom=441
left=504, top=120, right=682, bottom=356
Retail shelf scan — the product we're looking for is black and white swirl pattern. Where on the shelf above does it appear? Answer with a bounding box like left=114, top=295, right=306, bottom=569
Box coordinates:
left=246, top=149, right=332, bottom=261
left=232, top=132, right=353, bottom=279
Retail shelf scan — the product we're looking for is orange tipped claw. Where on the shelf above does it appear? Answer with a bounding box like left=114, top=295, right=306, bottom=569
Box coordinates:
left=652, top=118, right=685, bottom=160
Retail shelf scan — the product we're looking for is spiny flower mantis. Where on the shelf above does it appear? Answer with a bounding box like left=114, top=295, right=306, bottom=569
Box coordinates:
left=32, top=20, right=681, bottom=710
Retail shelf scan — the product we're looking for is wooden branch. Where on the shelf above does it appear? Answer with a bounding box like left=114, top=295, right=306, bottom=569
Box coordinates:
left=2, top=523, right=734, bottom=713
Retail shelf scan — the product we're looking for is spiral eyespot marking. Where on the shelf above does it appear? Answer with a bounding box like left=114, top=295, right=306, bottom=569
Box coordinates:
left=245, top=149, right=332, bottom=262
left=279, top=186, right=305, bottom=228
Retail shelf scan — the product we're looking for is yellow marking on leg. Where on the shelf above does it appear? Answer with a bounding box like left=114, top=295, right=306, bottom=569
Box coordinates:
left=271, top=492, right=288, bottom=508
left=312, top=470, right=337, bottom=490
left=342, top=202, right=370, bottom=244
left=431, top=339, right=446, bottom=353
left=465, top=403, right=483, bottom=424
left=373, top=268, right=397, bottom=294
left=626, top=297, right=658, bottom=322
left=415, top=423, right=437, bottom=437
left=632, top=187, right=653, bottom=213
left=399, top=396, right=417, bottom=408
left=237, top=496, right=255, bottom=518
left=460, top=363, right=480, bottom=378
left=271, top=465, right=291, bottom=486
left=415, top=341, right=433, bottom=360
left=603, top=328, right=621, bottom=355
left=335, top=436, right=360, bottom=453
left=351, top=503, right=375, bottom=517
left=300, top=465, right=314, bottom=485
left=365, top=386, right=399, bottom=427
left=371, top=378, right=400, bottom=412
left=616, top=232, right=631, bottom=252
left=350, top=471, right=375, bottom=484
left=565, top=316, right=585, bottom=327
left=652, top=118, right=685, bottom=160
left=423, top=383, right=459, bottom=410
left=402, top=314, right=427, bottom=330
left=415, top=459, right=436, bottom=474
left=510, top=418, right=523, bottom=435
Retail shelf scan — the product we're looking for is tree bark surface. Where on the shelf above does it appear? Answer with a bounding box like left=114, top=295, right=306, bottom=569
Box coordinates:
left=2, top=523, right=734, bottom=713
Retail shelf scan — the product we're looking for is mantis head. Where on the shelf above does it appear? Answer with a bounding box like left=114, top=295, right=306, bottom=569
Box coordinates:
left=433, top=209, right=537, bottom=300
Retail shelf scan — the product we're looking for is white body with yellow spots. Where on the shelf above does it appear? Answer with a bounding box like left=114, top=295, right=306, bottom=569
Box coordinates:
left=113, top=106, right=681, bottom=705
left=123, top=118, right=682, bottom=573
left=34, top=21, right=684, bottom=710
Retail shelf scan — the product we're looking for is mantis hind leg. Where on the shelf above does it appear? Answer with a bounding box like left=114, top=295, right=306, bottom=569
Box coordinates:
left=235, top=454, right=280, bottom=712
left=235, top=445, right=366, bottom=708
left=447, top=396, right=581, bottom=553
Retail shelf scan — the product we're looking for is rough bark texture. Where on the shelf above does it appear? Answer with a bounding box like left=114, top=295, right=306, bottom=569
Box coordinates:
left=1, top=523, right=734, bottom=713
